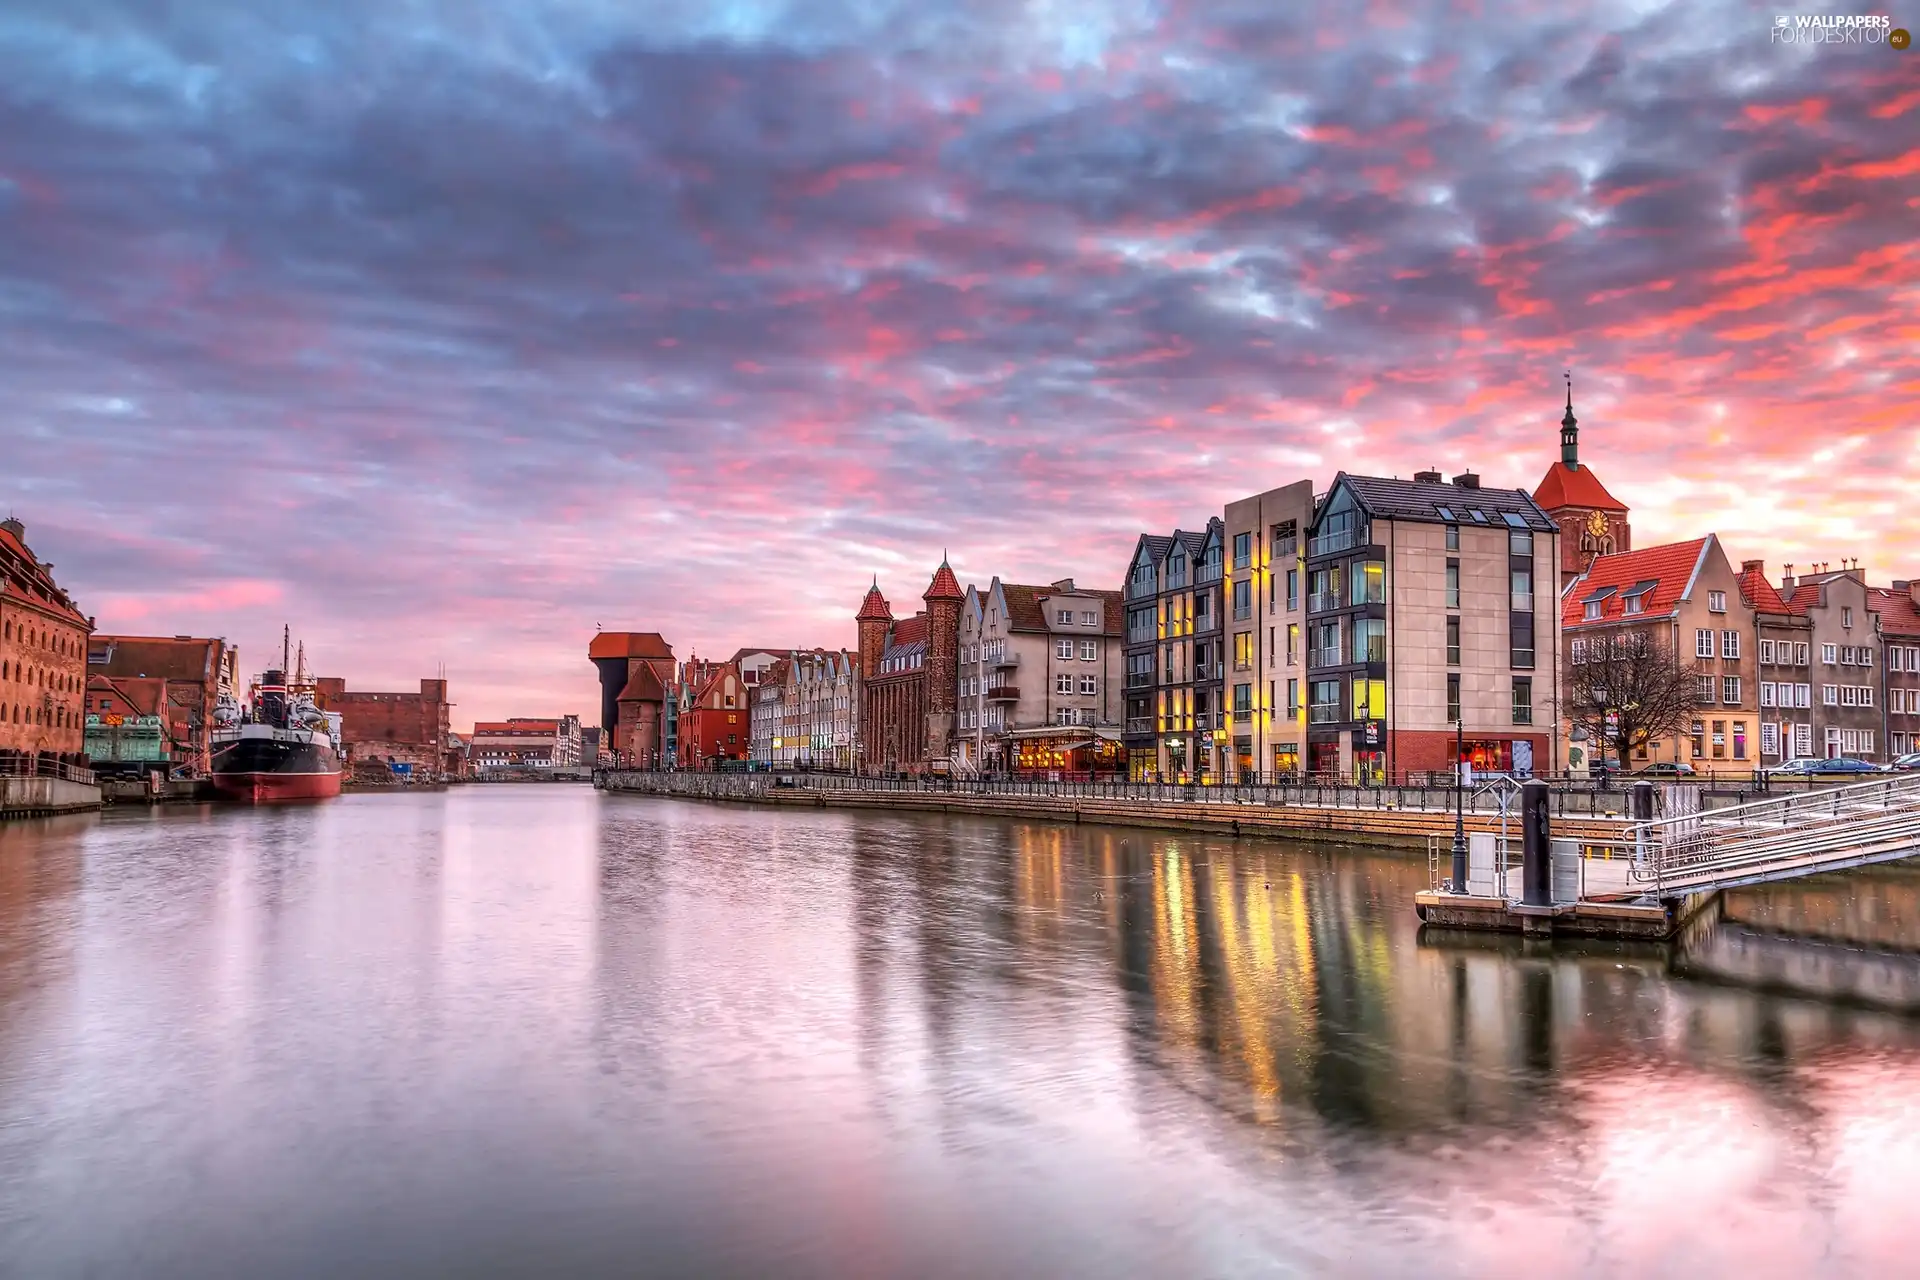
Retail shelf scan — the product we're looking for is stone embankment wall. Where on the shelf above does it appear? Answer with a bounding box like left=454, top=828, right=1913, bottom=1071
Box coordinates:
left=1, top=775, right=102, bottom=818
left=595, top=771, right=1632, bottom=852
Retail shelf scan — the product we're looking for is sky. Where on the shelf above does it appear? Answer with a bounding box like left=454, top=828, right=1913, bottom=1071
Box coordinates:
left=2, top=1, right=1916, bottom=731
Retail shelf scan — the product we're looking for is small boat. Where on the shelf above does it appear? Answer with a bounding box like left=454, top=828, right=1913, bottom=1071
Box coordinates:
left=209, top=627, right=342, bottom=802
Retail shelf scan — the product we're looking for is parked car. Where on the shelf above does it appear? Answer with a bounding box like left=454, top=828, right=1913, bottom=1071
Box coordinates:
left=1763, top=756, right=1887, bottom=778
left=1633, top=762, right=1696, bottom=778
left=1890, top=753, right=1920, bottom=773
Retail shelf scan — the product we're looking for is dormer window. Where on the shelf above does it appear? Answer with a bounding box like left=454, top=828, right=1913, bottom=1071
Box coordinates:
left=1584, top=601, right=1601, bottom=621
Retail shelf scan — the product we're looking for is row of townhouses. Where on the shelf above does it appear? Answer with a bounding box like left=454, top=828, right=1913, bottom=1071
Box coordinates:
left=594, top=388, right=1918, bottom=781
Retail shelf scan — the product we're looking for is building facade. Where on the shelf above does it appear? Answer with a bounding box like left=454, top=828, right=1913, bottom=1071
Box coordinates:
left=855, top=563, right=962, bottom=774
left=1223, top=481, right=1315, bottom=781
left=954, top=578, right=1124, bottom=776
left=1780, top=564, right=1887, bottom=762
left=1307, top=471, right=1560, bottom=783
left=0, top=517, right=92, bottom=764
left=1563, top=535, right=1758, bottom=776
left=1876, top=580, right=1920, bottom=758
left=589, top=631, right=675, bottom=767
left=1532, top=382, right=1631, bottom=589
left=83, top=675, right=173, bottom=771
left=85, top=634, right=238, bottom=773
left=677, top=659, right=749, bottom=768
left=1738, top=560, right=1815, bottom=766
left=1120, top=520, right=1225, bottom=782
left=468, top=716, right=583, bottom=770
left=313, top=677, right=458, bottom=775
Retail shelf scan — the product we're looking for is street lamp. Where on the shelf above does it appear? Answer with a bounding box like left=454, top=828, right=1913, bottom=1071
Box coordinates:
left=1450, top=712, right=1468, bottom=893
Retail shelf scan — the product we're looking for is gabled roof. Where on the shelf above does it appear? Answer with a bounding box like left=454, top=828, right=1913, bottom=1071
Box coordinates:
left=1871, top=586, right=1920, bottom=638
left=1330, top=473, right=1555, bottom=531
left=87, top=673, right=167, bottom=718
left=1563, top=537, right=1714, bottom=629
left=1736, top=563, right=1799, bottom=616
left=1533, top=461, right=1627, bottom=513
left=89, top=636, right=222, bottom=682
left=0, top=521, right=90, bottom=627
left=616, top=664, right=666, bottom=702
left=887, top=614, right=928, bottom=652
left=589, top=631, right=673, bottom=661
left=1132, top=533, right=1174, bottom=567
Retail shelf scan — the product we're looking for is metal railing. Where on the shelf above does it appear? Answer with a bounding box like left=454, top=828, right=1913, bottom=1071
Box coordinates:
left=0, top=756, right=97, bottom=785
left=1626, top=771, right=1920, bottom=897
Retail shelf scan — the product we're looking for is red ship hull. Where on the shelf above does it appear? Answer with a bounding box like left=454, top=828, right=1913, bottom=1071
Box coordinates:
left=208, top=770, right=343, bottom=803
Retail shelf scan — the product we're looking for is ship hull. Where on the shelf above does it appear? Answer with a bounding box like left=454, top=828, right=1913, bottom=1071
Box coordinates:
left=210, top=733, right=342, bottom=803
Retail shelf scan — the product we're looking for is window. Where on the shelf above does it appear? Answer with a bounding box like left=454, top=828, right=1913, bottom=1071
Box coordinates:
left=1723, top=676, right=1740, bottom=704
left=1287, top=678, right=1300, bottom=715
left=1233, top=682, right=1252, bottom=714
left=1696, top=629, right=1715, bottom=658
left=1584, top=600, right=1601, bottom=621
left=1309, top=680, right=1342, bottom=723
left=1794, top=643, right=1809, bottom=665
left=1759, top=639, right=1774, bottom=663
left=1760, top=682, right=1775, bottom=707
left=1512, top=678, right=1533, bottom=724
left=1234, top=632, right=1253, bottom=669
left=1447, top=616, right=1461, bottom=666
left=1233, top=531, right=1251, bottom=570
left=1691, top=720, right=1705, bottom=758
left=1446, top=524, right=1459, bottom=551
left=1708, top=591, right=1726, bottom=613
left=1057, top=609, right=1072, bottom=626
left=1795, top=683, right=1810, bottom=708
left=1445, top=561, right=1460, bottom=609
left=1721, top=631, right=1740, bottom=659
left=1079, top=675, right=1097, bottom=695
left=1697, top=675, right=1715, bottom=703
left=1510, top=566, right=1532, bottom=613
left=1232, top=579, right=1251, bottom=620
left=1271, top=521, right=1298, bottom=558
left=1194, top=592, right=1212, bottom=628
left=1285, top=569, right=1299, bottom=611
left=1509, top=529, right=1532, bottom=558
left=1351, top=561, right=1385, bottom=606
left=1446, top=673, right=1461, bottom=723
left=1081, top=610, right=1097, bottom=626
left=1353, top=618, right=1386, bottom=664
left=1055, top=674, right=1074, bottom=695
left=1623, top=591, right=1644, bottom=616
left=1352, top=678, right=1385, bottom=720
left=1822, top=684, right=1838, bottom=706
left=1823, top=643, right=1837, bottom=664
left=1711, top=720, right=1727, bottom=759
left=1057, top=639, right=1074, bottom=660
left=1286, top=624, right=1299, bottom=664
left=1732, top=721, right=1748, bottom=760
left=1079, top=640, right=1097, bottom=661
left=1843, top=606, right=1854, bottom=629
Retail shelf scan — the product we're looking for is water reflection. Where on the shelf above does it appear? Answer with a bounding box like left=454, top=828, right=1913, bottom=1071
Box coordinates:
left=1, top=791, right=1918, bottom=1278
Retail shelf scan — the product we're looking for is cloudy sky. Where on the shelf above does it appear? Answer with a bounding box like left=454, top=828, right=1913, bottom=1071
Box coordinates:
left=2, top=2, right=1915, bottom=729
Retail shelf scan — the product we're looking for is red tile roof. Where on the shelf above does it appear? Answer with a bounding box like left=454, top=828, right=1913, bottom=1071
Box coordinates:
left=890, top=614, right=928, bottom=647
left=1872, top=585, right=1920, bottom=637
left=997, top=583, right=1126, bottom=635
left=0, top=521, right=90, bottom=627
left=924, top=560, right=964, bottom=602
left=1533, top=461, right=1627, bottom=513
left=87, top=673, right=167, bottom=718
left=616, top=664, right=666, bottom=702
left=589, top=631, right=673, bottom=661
left=1563, top=536, right=1713, bottom=629
left=90, top=636, right=223, bottom=682
left=855, top=583, right=892, bottom=622
left=471, top=720, right=560, bottom=734
left=1736, top=564, right=1798, bottom=616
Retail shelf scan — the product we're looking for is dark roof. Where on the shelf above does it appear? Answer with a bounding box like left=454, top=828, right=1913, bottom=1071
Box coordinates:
left=89, top=636, right=220, bottom=682
left=1133, top=533, right=1174, bottom=566
left=1332, top=474, right=1555, bottom=531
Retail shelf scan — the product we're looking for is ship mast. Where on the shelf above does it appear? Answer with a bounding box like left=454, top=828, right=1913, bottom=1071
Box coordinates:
left=281, top=624, right=290, bottom=677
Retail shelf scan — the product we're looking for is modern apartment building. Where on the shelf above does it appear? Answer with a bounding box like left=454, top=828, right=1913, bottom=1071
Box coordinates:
left=1563, top=535, right=1759, bottom=776
left=1780, top=563, right=1887, bottom=762
left=1223, top=480, right=1315, bottom=781
left=1875, top=580, right=1920, bottom=757
left=1306, top=471, right=1560, bottom=783
left=1120, top=519, right=1225, bottom=782
left=954, top=577, right=1123, bottom=775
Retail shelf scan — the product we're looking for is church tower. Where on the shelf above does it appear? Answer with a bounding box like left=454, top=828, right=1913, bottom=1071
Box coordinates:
left=922, top=556, right=964, bottom=763
left=1531, top=372, right=1631, bottom=587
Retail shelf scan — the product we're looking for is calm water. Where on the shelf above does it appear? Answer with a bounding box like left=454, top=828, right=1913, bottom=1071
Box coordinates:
left=5, top=789, right=1920, bottom=1279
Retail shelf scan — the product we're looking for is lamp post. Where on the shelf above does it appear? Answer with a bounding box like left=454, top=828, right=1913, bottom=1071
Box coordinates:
left=1450, top=712, right=1468, bottom=893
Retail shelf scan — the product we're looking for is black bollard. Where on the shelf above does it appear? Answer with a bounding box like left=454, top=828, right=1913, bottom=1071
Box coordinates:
left=1521, top=778, right=1552, bottom=907
left=1631, top=780, right=1655, bottom=823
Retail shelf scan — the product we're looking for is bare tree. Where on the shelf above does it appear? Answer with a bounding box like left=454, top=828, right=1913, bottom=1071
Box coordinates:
left=1567, top=629, right=1705, bottom=769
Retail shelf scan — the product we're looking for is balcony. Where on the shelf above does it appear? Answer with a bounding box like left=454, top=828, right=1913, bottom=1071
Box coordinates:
left=991, top=652, right=1020, bottom=668
left=1308, top=647, right=1342, bottom=670
left=1352, top=638, right=1387, bottom=665
left=985, top=685, right=1020, bottom=701
left=1308, top=704, right=1342, bottom=724
left=1125, top=717, right=1153, bottom=736
left=1124, top=673, right=1154, bottom=690
left=1308, top=526, right=1363, bottom=557
left=1308, top=590, right=1341, bottom=614
left=1194, top=663, right=1223, bottom=682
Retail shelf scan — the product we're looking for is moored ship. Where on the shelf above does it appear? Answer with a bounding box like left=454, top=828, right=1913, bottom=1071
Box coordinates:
left=209, top=628, right=342, bottom=802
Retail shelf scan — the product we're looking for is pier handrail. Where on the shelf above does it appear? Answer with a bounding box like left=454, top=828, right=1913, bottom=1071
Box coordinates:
left=1625, top=771, right=1920, bottom=896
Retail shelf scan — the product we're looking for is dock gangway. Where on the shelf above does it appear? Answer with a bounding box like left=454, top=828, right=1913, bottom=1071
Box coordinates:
left=1619, top=772, right=1920, bottom=899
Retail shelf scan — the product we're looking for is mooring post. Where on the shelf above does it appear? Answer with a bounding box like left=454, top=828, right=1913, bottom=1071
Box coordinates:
left=1521, top=778, right=1551, bottom=907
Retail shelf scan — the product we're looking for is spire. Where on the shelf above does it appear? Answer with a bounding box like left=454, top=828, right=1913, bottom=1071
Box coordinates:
left=857, top=579, right=892, bottom=622
left=1559, top=369, right=1579, bottom=470
left=924, top=558, right=964, bottom=602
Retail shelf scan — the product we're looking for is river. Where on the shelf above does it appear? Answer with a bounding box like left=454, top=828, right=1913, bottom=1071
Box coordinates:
left=3, top=787, right=1920, bottom=1278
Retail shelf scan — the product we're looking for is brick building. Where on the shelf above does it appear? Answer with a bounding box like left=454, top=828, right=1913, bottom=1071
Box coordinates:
left=313, top=676, right=456, bottom=775
left=1875, top=580, right=1920, bottom=758
left=1563, top=535, right=1758, bottom=776
left=0, top=517, right=92, bottom=765
left=85, top=634, right=238, bottom=773
left=1305, top=471, right=1560, bottom=783
left=1532, top=380, right=1631, bottom=589
left=855, top=562, right=962, bottom=774
left=468, top=716, right=582, bottom=770
left=589, top=631, right=675, bottom=767
left=677, top=659, right=749, bottom=768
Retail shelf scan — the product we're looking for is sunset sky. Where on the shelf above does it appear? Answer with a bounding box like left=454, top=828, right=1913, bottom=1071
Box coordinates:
left=2, top=1, right=1915, bottom=729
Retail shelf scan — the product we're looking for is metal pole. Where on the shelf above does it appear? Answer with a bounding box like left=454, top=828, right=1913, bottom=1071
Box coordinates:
left=1451, top=714, right=1467, bottom=891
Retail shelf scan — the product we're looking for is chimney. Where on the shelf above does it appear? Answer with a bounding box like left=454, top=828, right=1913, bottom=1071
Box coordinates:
left=1413, top=469, right=1442, bottom=483
left=1050, top=578, right=1076, bottom=591
left=1781, top=564, right=1796, bottom=593
left=0, top=516, right=22, bottom=542
left=1741, top=559, right=1764, bottom=574
left=1451, top=472, right=1481, bottom=489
